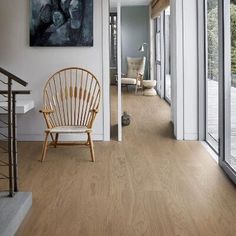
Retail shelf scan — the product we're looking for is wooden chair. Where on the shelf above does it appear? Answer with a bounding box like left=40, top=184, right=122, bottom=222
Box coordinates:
left=40, top=67, right=101, bottom=162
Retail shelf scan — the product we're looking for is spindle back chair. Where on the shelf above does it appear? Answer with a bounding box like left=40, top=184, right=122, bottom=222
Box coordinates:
left=40, top=67, right=101, bottom=162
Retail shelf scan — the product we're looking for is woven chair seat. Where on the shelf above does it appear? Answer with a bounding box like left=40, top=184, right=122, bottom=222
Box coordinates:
left=47, top=126, right=91, bottom=133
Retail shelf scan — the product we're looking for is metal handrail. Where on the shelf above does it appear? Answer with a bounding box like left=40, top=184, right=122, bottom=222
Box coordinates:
left=0, top=90, right=30, bottom=95
left=0, top=67, right=28, bottom=87
left=0, top=68, right=29, bottom=197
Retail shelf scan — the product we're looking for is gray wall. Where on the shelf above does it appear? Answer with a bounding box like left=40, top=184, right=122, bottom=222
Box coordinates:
left=121, top=6, right=150, bottom=79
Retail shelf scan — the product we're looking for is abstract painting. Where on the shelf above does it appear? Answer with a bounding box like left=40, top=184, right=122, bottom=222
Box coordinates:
left=30, top=0, right=93, bottom=46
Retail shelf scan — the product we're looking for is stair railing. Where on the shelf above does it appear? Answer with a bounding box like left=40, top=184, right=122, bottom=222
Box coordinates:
left=0, top=67, right=30, bottom=197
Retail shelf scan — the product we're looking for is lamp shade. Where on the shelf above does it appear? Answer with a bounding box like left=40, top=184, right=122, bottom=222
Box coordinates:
left=138, top=43, right=148, bottom=52
left=138, top=45, right=145, bottom=52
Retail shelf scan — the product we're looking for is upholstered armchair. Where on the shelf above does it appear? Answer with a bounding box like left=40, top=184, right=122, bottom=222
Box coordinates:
left=121, top=57, right=146, bottom=94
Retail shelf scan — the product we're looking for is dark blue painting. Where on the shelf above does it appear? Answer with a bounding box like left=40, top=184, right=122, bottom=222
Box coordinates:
left=30, top=0, right=93, bottom=46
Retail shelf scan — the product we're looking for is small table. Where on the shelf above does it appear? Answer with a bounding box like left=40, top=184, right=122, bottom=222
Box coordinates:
left=143, top=80, right=157, bottom=96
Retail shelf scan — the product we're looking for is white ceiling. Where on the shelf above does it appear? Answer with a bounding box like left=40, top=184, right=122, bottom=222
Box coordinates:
left=110, top=0, right=151, bottom=8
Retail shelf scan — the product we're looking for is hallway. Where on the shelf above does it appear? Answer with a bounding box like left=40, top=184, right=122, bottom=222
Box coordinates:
left=16, top=89, right=236, bottom=236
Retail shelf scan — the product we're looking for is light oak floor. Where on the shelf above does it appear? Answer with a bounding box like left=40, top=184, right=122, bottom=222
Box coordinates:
left=16, top=87, right=236, bottom=236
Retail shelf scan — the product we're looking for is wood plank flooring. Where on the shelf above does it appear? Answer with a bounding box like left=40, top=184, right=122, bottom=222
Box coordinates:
left=16, top=86, right=236, bottom=236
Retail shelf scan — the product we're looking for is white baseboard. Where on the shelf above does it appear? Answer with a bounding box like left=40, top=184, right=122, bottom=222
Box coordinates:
left=184, top=133, right=198, bottom=140
left=17, top=134, right=104, bottom=142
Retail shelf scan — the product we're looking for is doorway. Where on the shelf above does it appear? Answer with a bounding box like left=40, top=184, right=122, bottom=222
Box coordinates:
left=109, top=3, right=150, bottom=142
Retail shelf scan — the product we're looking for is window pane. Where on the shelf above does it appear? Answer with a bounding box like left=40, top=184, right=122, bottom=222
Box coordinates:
left=206, top=0, right=219, bottom=151
left=110, top=13, right=117, bottom=68
left=164, top=7, right=171, bottom=102
left=155, top=17, right=162, bottom=94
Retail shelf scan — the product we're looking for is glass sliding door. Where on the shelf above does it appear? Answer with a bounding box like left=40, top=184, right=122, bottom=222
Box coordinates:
left=110, top=13, right=117, bottom=69
left=205, top=0, right=219, bottom=152
left=219, top=0, right=236, bottom=183
left=155, top=16, right=162, bottom=95
left=109, top=13, right=117, bottom=85
left=229, top=0, right=236, bottom=171
left=204, top=0, right=236, bottom=182
left=164, top=7, right=171, bottom=103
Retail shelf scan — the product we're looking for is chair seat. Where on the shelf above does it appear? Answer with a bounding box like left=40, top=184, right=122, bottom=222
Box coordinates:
left=121, top=77, right=140, bottom=85
left=47, top=126, right=91, bottom=133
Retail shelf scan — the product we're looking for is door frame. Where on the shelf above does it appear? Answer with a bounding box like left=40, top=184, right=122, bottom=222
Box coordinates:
left=117, top=2, right=122, bottom=142
left=102, top=0, right=111, bottom=141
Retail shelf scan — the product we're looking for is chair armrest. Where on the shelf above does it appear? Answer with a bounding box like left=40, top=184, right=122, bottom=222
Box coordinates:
left=136, top=73, right=143, bottom=81
left=89, top=109, right=99, bottom=114
left=39, top=108, right=54, bottom=114
left=136, top=73, right=144, bottom=87
left=87, top=109, right=99, bottom=128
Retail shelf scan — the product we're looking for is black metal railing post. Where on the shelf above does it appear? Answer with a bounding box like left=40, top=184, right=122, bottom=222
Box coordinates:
left=7, top=78, right=13, bottom=197
left=12, top=92, right=18, bottom=192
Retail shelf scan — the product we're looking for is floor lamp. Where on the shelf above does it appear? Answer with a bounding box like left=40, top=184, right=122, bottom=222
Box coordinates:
left=138, top=42, right=150, bottom=80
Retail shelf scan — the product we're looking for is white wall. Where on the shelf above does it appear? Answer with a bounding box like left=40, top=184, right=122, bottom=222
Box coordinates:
left=182, top=0, right=198, bottom=140
left=0, top=0, right=109, bottom=141
left=170, top=0, right=184, bottom=139
left=170, top=0, right=198, bottom=140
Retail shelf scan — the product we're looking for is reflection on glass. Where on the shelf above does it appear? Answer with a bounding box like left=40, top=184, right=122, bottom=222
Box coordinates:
left=227, top=0, right=236, bottom=170
left=206, top=0, right=219, bottom=151
left=110, top=13, right=117, bottom=68
left=156, top=17, right=161, bottom=94
left=156, top=64, right=161, bottom=93
left=164, top=7, right=171, bottom=102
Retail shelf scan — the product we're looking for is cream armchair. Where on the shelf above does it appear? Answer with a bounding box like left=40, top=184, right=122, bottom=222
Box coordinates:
left=121, top=57, right=146, bottom=94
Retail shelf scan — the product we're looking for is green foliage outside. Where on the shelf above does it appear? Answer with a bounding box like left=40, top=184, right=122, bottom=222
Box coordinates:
left=231, top=4, right=236, bottom=75
left=207, top=0, right=236, bottom=11
left=208, top=2, right=236, bottom=84
left=207, top=6, right=218, bottom=80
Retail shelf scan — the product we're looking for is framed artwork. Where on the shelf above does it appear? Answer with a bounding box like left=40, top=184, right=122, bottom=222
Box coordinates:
left=30, top=0, right=93, bottom=46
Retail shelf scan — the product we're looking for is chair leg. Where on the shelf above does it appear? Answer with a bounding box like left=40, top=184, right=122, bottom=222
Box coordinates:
left=41, top=131, right=49, bottom=162
left=135, top=84, right=138, bottom=94
left=87, top=132, right=95, bottom=162
left=54, top=133, right=59, bottom=148
left=50, top=133, right=55, bottom=142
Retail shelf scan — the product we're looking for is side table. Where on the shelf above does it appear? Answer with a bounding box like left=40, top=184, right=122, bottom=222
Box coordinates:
left=143, top=80, right=157, bottom=96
